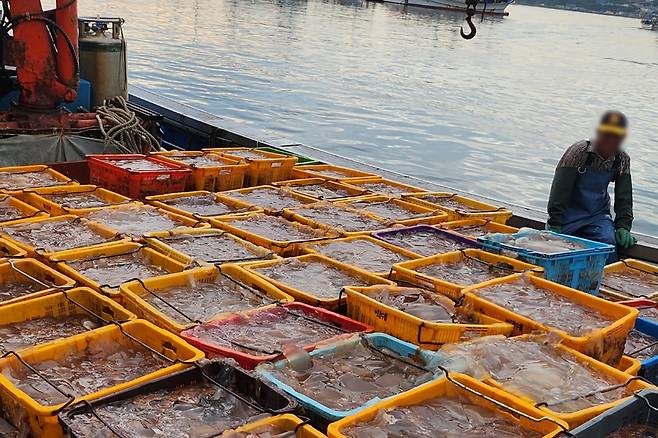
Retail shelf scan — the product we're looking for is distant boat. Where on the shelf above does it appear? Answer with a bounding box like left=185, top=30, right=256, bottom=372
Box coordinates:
left=641, top=11, right=658, bottom=30
left=377, top=0, right=513, bottom=16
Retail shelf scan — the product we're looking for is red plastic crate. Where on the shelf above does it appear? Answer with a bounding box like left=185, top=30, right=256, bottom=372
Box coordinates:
left=619, top=299, right=658, bottom=315
left=87, top=154, right=191, bottom=200
left=180, top=302, right=372, bottom=370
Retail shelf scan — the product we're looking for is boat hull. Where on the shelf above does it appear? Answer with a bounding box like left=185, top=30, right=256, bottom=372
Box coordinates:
left=379, top=0, right=511, bottom=15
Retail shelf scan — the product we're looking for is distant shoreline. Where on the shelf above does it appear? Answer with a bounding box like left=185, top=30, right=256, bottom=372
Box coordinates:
left=514, top=1, right=647, bottom=19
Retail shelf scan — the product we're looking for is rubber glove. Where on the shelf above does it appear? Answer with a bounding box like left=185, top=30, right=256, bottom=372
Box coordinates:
left=615, top=228, right=637, bottom=248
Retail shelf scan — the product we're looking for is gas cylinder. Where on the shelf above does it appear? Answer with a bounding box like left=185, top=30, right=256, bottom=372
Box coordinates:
left=78, top=17, right=128, bottom=108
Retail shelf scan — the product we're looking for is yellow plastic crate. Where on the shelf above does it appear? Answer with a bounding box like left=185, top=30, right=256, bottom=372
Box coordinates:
left=442, top=336, right=652, bottom=429
left=0, top=238, right=27, bottom=261
left=461, top=274, right=639, bottom=366
left=391, top=249, right=543, bottom=300
left=0, top=320, right=203, bottom=437
left=240, top=254, right=394, bottom=310
left=233, top=414, right=327, bottom=438
left=282, top=203, right=390, bottom=237
left=343, top=176, right=428, bottom=198
left=302, top=235, right=420, bottom=277
left=0, top=195, right=49, bottom=226
left=119, top=264, right=293, bottom=333
left=344, top=285, right=513, bottom=350
left=437, top=218, right=519, bottom=240
left=0, top=287, right=135, bottom=350
left=153, top=151, right=249, bottom=191
left=402, top=192, right=513, bottom=224
left=333, top=195, right=449, bottom=226
left=144, top=227, right=277, bottom=266
left=599, top=259, right=658, bottom=301
left=274, top=177, right=369, bottom=201
left=0, top=215, right=125, bottom=258
left=205, top=147, right=298, bottom=185
left=327, top=373, right=569, bottom=438
left=0, top=165, right=77, bottom=195
left=48, top=242, right=187, bottom=297
left=210, top=213, right=337, bottom=257
left=217, top=185, right=318, bottom=214
left=82, top=204, right=210, bottom=240
left=617, top=355, right=641, bottom=375
left=20, top=185, right=134, bottom=216
left=0, top=258, right=75, bottom=306
left=291, top=164, right=380, bottom=182
left=146, top=191, right=262, bottom=221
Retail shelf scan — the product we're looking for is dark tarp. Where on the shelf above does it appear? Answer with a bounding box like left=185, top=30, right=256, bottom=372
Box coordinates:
left=0, top=134, right=123, bottom=166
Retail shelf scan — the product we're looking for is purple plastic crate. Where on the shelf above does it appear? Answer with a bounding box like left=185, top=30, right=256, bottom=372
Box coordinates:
left=372, top=225, right=477, bottom=257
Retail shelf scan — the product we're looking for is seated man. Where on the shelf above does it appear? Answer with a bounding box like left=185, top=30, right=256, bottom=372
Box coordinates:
left=547, top=111, right=636, bottom=260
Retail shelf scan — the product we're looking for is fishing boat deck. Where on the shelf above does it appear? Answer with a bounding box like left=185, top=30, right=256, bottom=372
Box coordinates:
left=129, top=85, right=658, bottom=263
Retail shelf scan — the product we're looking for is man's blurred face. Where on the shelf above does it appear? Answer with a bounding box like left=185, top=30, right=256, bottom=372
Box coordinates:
left=594, top=131, right=625, bottom=158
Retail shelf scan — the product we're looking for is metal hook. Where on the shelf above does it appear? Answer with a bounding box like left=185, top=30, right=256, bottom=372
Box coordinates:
left=460, top=14, right=477, bottom=39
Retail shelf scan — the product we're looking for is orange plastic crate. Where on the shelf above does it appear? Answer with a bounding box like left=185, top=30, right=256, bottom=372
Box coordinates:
left=0, top=194, right=49, bottom=226
left=146, top=191, right=261, bottom=221
left=88, top=154, right=191, bottom=200
left=344, top=285, right=513, bottom=350
left=403, top=192, right=513, bottom=224
left=48, top=241, right=187, bottom=297
left=333, top=195, right=449, bottom=226
left=20, top=185, right=134, bottom=216
left=205, top=147, right=298, bottom=185
left=217, top=185, right=317, bottom=214
left=152, top=151, right=248, bottom=191
left=210, top=213, right=337, bottom=256
left=327, top=373, right=569, bottom=437
left=0, top=215, right=125, bottom=258
left=240, top=254, right=394, bottom=310
left=291, top=164, right=380, bottom=182
left=391, top=249, right=543, bottom=300
left=274, top=178, right=369, bottom=201
left=0, top=165, right=77, bottom=195
left=0, top=320, right=203, bottom=437
left=0, top=258, right=75, bottom=307
left=461, top=274, right=639, bottom=365
left=343, top=176, right=428, bottom=198
left=438, top=336, right=652, bottom=429
left=437, top=219, right=519, bottom=240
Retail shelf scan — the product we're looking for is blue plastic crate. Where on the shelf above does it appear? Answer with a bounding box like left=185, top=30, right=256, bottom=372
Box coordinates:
left=569, top=389, right=658, bottom=437
left=255, top=333, right=443, bottom=423
left=372, top=225, right=477, bottom=258
left=477, top=230, right=614, bottom=295
left=629, top=318, right=658, bottom=384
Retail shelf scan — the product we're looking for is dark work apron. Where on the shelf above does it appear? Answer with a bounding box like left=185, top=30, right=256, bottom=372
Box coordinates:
left=561, top=147, right=619, bottom=234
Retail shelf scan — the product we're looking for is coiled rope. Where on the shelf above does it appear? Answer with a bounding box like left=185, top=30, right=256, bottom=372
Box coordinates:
left=96, top=96, right=161, bottom=154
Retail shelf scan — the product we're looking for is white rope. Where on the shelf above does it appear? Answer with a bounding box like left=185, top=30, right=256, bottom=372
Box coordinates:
left=96, top=96, right=161, bottom=154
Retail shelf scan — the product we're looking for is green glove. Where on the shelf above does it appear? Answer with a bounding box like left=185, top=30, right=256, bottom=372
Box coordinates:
left=615, top=228, right=637, bottom=249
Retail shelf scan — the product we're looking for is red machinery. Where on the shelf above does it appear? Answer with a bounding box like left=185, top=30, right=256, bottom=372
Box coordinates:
left=0, top=0, right=98, bottom=131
